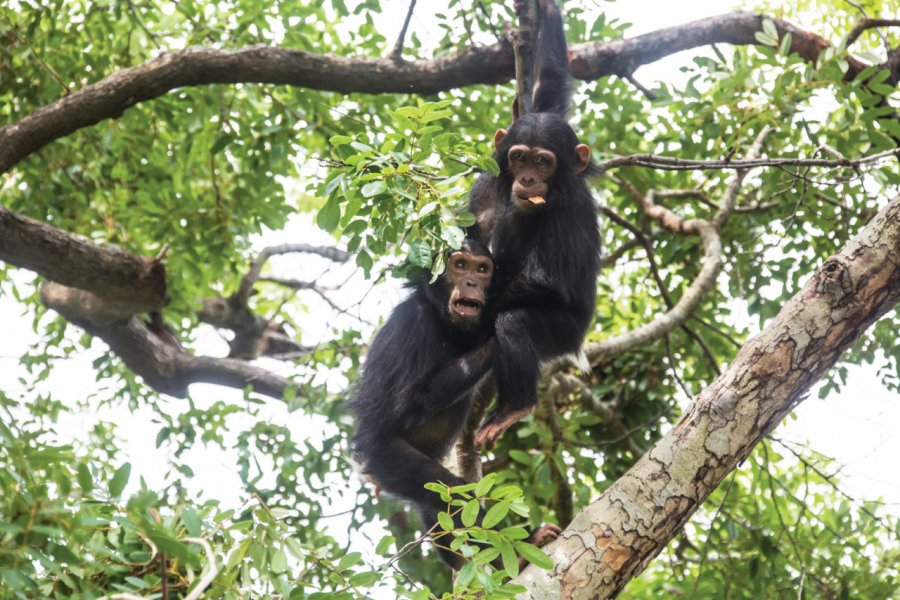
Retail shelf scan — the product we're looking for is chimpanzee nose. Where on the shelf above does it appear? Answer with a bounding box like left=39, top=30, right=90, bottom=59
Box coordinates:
left=521, top=175, right=535, bottom=185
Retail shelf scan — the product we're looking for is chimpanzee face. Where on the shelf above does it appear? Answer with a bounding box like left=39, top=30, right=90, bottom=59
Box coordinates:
left=446, top=248, right=493, bottom=328
left=493, top=125, right=591, bottom=212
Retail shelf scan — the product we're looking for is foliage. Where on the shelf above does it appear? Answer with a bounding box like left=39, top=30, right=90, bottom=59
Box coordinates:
left=315, top=99, right=495, bottom=278
left=0, top=0, right=898, bottom=598
left=623, top=440, right=900, bottom=599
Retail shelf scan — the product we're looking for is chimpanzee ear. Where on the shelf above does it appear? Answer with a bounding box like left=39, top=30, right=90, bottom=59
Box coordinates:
left=494, top=129, right=508, bottom=151
left=574, top=144, right=591, bottom=174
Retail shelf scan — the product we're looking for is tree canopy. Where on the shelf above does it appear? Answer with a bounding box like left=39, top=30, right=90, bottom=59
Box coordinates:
left=0, top=0, right=898, bottom=598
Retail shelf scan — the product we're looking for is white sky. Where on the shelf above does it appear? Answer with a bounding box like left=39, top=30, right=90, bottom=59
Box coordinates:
left=0, top=1, right=897, bottom=589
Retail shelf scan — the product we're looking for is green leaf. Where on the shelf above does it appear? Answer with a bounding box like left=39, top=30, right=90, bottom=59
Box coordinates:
left=457, top=211, right=477, bottom=227
left=375, top=535, right=395, bottom=555
left=356, top=250, right=373, bottom=275
left=361, top=180, right=387, bottom=198
left=754, top=31, right=777, bottom=47
left=441, top=225, right=465, bottom=248
left=437, top=511, right=455, bottom=532
left=475, top=472, right=496, bottom=497
left=182, top=507, right=201, bottom=537
left=209, top=135, right=231, bottom=155
left=499, top=526, right=530, bottom=540
left=316, top=195, right=341, bottom=232
left=508, top=449, right=532, bottom=465
left=108, top=463, right=131, bottom=498
left=499, top=538, right=518, bottom=577
left=481, top=502, right=510, bottom=529
left=270, top=548, right=287, bottom=574
left=779, top=32, right=792, bottom=56
left=461, top=500, right=480, bottom=527
left=339, top=551, right=362, bottom=570
left=513, top=541, right=554, bottom=570
left=456, top=561, right=476, bottom=587
left=408, top=240, right=432, bottom=268
left=76, top=463, right=93, bottom=493
left=349, top=571, right=380, bottom=586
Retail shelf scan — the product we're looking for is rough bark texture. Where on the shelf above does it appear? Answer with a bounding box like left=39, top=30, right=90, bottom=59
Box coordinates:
left=0, top=12, right=863, bottom=176
left=0, top=206, right=167, bottom=319
left=37, top=296, right=292, bottom=399
left=513, top=197, right=900, bottom=599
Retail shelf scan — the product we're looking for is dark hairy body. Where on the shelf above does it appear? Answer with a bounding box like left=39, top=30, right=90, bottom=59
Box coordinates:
left=469, top=0, right=601, bottom=447
left=351, top=242, right=561, bottom=569
left=350, top=242, right=496, bottom=568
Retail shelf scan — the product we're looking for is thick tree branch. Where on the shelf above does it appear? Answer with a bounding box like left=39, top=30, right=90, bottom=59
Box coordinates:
left=0, top=206, right=167, bottom=320
left=0, top=12, right=871, bottom=175
left=514, top=196, right=900, bottom=598
left=40, top=291, right=292, bottom=399
left=0, top=205, right=298, bottom=397
left=572, top=11, right=866, bottom=81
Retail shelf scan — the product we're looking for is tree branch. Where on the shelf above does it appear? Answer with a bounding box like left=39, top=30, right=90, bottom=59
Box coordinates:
left=511, top=0, right=539, bottom=117
left=389, top=0, right=418, bottom=61
left=236, top=243, right=350, bottom=304
left=514, top=195, right=900, bottom=598
left=596, top=145, right=899, bottom=174
left=846, top=18, right=900, bottom=47
left=0, top=206, right=167, bottom=321
left=39, top=293, right=293, bottom=400
left=583, top=129, right=768, bottom=365
left=0, top=12, right=872, bottom=175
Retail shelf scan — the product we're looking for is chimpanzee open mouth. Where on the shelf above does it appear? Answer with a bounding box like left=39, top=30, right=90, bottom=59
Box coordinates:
left=453, top=298, right=483, bottom=316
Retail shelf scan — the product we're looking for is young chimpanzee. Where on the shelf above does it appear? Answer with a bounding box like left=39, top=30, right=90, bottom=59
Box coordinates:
left=469, top=0, right=601, bottom=448
left=351, top=240, right=560, bottom=569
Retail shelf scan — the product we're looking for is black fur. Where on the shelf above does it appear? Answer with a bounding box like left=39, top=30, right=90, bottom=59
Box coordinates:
left=469, top=0, right=601, bottom=431
left=351, top=241, right=494, bottom=569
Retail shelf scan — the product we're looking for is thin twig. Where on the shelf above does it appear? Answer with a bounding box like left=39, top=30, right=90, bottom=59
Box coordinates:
left=596, top=146, right=900, bottom=174
left=623, top=73, right=656, bottom=100
left=389, top=0, right=417, bottom=61
left=182, top=537, right=219, bottom=600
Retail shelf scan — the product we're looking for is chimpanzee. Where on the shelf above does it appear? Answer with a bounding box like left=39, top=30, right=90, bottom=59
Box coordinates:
left=351, top=240, right=560, bottom=569
left=469, top=0, right=601, bottom=448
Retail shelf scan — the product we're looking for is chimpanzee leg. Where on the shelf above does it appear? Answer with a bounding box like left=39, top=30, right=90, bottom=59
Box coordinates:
left=494, top=307, right=584, bottom=410
left=476, top=307, right=584, bottom=448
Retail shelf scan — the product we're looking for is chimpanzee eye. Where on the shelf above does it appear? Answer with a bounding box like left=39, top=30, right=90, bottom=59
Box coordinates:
left=455, top=260, right=467, bottom=270
left=512, top=151, right=526, bottom=161
left=535, top=155, right=548, bottom=166
left=477, top=264, right=488, bottom=273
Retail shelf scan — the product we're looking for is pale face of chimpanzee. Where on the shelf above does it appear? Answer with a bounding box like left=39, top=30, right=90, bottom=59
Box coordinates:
left=446, top=249, right=493, bottom=328
left=493, top=128, right=591, bottom=212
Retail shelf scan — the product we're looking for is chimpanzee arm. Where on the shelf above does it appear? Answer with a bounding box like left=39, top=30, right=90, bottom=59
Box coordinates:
left=531, top=0, right=570, bottom=115
left=407, top=339, right=494, bottom=420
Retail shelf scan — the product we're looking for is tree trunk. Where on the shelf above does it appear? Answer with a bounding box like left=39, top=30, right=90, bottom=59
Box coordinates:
left=514, top=196, right=900, bottom=599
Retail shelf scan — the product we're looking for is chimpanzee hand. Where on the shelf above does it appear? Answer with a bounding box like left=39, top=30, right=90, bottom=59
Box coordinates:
left=474, top=405, right=534, bottom=449
left=517, top=523, right=562, bottom=569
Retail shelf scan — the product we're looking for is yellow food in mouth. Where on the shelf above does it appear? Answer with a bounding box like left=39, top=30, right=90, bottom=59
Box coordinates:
left=527, top=196, right=546, bottom=205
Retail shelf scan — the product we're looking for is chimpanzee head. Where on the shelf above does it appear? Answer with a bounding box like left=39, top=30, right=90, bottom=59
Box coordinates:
left=443, top=239, right=493, bottom=330
left=493, top=113, right=592, bottom=212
